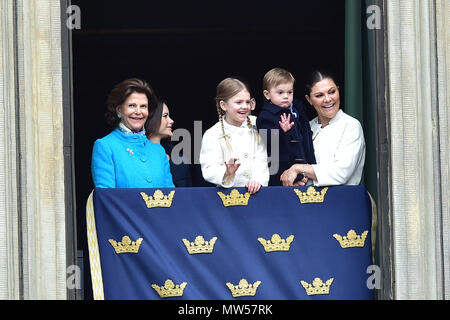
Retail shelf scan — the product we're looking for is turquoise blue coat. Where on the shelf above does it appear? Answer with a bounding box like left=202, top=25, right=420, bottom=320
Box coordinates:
left=91, top=128, right=174, bottom=188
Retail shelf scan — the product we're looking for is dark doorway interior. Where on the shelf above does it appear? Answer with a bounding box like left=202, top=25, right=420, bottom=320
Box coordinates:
left=72, top=0, right=345, bottom=298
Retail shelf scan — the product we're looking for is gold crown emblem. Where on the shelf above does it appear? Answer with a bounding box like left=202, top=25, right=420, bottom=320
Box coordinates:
left=108, top=235, right=143, bottom=254
left=300, top=277, right=334, bottom=296
left=257, top=234, right=294, bottom=252
left=226, top=279, right=262, bottom=297
left=151, top=279, right=187, bottom=298
left=182, top=235, right=218, bottom=254
left=217, top=189, right=251, bottom=207
left=333, top=230, right=368, bottom=248
left=140, top=190, right=175, bottom=208
left=294, top=186, right=328, bottom=204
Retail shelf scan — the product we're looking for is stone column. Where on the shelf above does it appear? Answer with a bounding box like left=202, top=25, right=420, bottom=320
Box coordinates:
left=0, top=0, right=21, bottom=300
left=435, top=0, right=450, bottom=300
left=0, top=0, right=67, bottom=299
left=386, top=0, right=449, bottom=299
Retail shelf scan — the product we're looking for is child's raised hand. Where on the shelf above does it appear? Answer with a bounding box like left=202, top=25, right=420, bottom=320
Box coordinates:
left=225, top=158, right=240, bottom=176
left=279, top=113, right=294, bottom=132
left=245, top=180, right=261, bottom=194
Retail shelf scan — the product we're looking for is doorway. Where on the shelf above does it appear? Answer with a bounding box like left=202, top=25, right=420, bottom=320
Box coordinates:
left=71, top=0, right=346, bottom=299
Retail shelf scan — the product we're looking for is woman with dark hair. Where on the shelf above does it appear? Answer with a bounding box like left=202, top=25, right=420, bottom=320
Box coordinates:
left=91, top=78, right=174, bottom=188
left=280, top=70, right=366, bottom=186
left=146, top=99, right=192, bottom=187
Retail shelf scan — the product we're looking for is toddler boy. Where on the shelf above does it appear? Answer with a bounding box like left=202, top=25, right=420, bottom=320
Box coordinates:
left=256, top=68, right=316, bottom=185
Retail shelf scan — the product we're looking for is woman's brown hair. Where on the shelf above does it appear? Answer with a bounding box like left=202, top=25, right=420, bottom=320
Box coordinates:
left=145, top=98, right=166, bottom=139
left=105, top=78, right=157, bottom=128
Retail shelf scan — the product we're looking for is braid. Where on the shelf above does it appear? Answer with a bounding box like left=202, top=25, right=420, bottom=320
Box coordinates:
left=217, top=106, right=226, bottom=136
left=217, top=105, right=232, bottom=152
left=246, top=116, right=252, bottom=130
left=247, top=116, right=260, bottom=143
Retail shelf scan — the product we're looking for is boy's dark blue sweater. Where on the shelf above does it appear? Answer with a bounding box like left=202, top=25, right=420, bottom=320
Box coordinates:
left=256, top=99, right=316, bottom=186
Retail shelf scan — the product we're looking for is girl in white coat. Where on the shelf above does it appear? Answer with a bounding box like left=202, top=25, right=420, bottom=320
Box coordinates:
left=199, top=78, right=269, bottom=194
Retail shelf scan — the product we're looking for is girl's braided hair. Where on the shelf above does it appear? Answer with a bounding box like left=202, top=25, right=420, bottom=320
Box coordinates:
left=215, top=78, right=259, bottom=150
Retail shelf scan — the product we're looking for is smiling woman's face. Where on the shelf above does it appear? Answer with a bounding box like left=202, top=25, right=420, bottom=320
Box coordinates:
left=305, top=78, right=340, bottom=126
left=116, top=92, right=149, bottom=132
left=158, top=103, right=174, bottom=139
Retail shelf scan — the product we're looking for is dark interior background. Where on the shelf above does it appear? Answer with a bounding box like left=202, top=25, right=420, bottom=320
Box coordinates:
left=71, top=0, right=345, bottom=298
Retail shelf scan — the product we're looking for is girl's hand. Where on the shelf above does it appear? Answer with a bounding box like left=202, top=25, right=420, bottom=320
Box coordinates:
left=279, top=113, right=294, bottom=133
left=245, top=180, right=261, bottom=194
left=225, top=158, right=240, bottom=176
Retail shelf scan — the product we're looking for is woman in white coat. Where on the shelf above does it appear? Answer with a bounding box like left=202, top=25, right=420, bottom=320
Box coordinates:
left=280, top=70, right=366, bottom=186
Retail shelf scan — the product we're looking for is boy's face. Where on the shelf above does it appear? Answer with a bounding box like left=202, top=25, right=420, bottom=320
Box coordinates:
left=263, top=82, right=294, bottom=108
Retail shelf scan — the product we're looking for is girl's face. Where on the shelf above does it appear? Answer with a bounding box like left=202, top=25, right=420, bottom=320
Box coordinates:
left=157, top=104, right=174, bottom=139
left=220, top=89, right=251, bottom=127
left=305, top=78, right=340, bottom=126
left=116, top=92, right=149, bottom=132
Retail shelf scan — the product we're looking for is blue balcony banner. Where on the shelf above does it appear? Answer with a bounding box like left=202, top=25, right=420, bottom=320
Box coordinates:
left=86, top=185, right=374, bottom=300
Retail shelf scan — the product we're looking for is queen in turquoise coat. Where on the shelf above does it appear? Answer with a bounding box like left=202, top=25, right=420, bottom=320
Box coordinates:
left=91, top=78, right=174, bottom=188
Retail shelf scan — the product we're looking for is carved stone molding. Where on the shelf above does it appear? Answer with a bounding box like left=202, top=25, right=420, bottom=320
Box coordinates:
left=0, top=0, right=66, bottom=299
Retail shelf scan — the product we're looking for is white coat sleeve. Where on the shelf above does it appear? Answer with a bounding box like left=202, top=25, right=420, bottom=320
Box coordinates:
left=199, top=128, right=235, bottom=187
left=312, top=121, right=365, bottom=186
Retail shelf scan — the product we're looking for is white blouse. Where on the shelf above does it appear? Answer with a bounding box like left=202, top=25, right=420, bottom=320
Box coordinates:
left=199, top=115, right=269, bottom=188
left=310, top=110, right=366, bottom=186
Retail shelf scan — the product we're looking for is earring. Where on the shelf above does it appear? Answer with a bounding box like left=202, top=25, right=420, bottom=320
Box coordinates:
left=117, top=113, right=122, bottom=119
